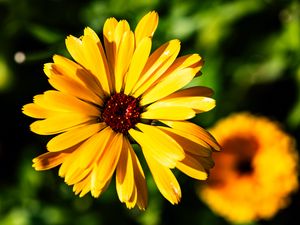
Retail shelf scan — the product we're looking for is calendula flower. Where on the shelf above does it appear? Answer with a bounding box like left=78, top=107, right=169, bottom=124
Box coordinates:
left=199, top=113, right=298, bottom=223
left=22, top=11, right=220, bottom=209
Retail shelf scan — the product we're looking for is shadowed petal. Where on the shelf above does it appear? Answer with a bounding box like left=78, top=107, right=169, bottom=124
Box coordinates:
left=176, top=153, right=208, bottom=180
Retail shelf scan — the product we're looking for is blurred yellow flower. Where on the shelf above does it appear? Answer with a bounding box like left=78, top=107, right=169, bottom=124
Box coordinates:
left=22, top=11, right=220, bottom=209
left=199, top=113, right=298, bottom=223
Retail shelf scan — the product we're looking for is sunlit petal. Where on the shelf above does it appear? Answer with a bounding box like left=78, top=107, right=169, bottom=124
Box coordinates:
left=116, top=139, right=135, bottom=203
left=176, top=153, right=208, bottom=180
left=129, top=123, right=184, bottom=168
left=48, top=73, right=103, bottom=105
left=162, top=86, right=214, bottom=98
left=22, top=103, right=55, bottom=119
left=141, top=106, right=196, bottom=120
left=34, top=90, right=100, bottom=116
left=114, top=31, right=134, bottom=92
left=144, top=153, right=181, bottom=204
left=147, top=96, right=216, bottom=113
left=51, top=55, right=105, bottom=98
left=140, top=68, right=197, bottom=106
left=135, top=11, right=158, bottom=46
left=47, top=123, right=106, bottom=152
left=30, top=114, right=96, bottom=135
left=91, top=133, right=123, bottom=197
left=124, top=37, right=152, bottom=95
left=132, top=40, right=181, bottom=97
left=162, top=120, right=221, bottom=151
left=158, top=126, right=212, bottom=156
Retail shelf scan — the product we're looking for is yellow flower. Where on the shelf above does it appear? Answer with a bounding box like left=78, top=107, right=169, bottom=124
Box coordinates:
left=199, top=113, right=298, bottom=223
left=22, top=11, right=220, bottom=209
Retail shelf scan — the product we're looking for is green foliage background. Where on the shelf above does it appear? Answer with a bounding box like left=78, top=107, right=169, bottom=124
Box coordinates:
left=0, top=0, right=299, bottom=225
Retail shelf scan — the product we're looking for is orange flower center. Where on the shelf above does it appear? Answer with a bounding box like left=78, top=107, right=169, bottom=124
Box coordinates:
left=208, top=135, right=259, bottom=187
left=102, top=93, right=142, bottom=133
left=222, top=136, right=258, bottom=175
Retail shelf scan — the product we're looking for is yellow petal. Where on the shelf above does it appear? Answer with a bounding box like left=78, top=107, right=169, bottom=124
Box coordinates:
left=135, top=11, right=158, bottom=46
left=144, top=153, right=181, bottom=204
left=124, top=186, right=138, bottom=209
left=114, top=20, right=131, bottom=48
left=83, top=27, right=112, bottom=94
left=129, top=123, right=184, bottom=168
left=91, top=133, right=123, bottom=197
left=116, top=138, right=135, bottom=203
left=120, top=139, right=148, bottom=209
left=58, top=148, right=79, bottom=178
left=114, top=31, right=134, bottom=92
left=159, top=120, right=211, bottom=150
left=50, top=55, right=77, bottom=79
left=132, top=40, right=181, bottom=97
left=166, top=54, right=203, bottom=73
left=146, top=96, right=216, bottom=113
left=162, top=120, right=221, bottom=151
left=118, top=138, right=148, bottom=209
left=43, top=63, right=54, bottom=78
left=47, top=123, right=106, bottom=152
left=65, top=166, right=91, bottom=186
left=22, top=103, right=55, bottom=119
left=48, top=73, right=103, bottom=106
left=72, top=172, right=94, bottom=197
left=35, top=90, right=100, bottom=117
left=84, top=26, right=112, bottom=86
left=77, top=126, right=114, bottom=170
left=141, top=106, right=195, bottom=120
left=51, top=55, right=105, bottom=98
left=136, top=54, right=203, bottom=102
left=30, top=114, right=95, bottom=135
left=162, top=86, right=214, bottom=98
left=59, top=144, right=95, bottom=187
left=158, top=126, right=212, bottom=157
left=103, top=17, right=118, bottom=42
left=124, top=37, right=152, bottom=95
left=58, top=148, right=89, bottom=185
left=176, top=153, right=208, bottom=180
left=130, top=145, right=148, bottom=210
left=90, top=169, right=112, bottom=198
left=66, top=35, right=110, bottom=95
left=65, top=35, right=88, bottom=67
left=140, top=68, right=196, bottom=106
left=78, top=178, right=92, bottom=197
left=103, top=17, right=118, bottom=73
left=32, top=151, right=70, bottom=170
left=73, top=175, right=89, bottom=196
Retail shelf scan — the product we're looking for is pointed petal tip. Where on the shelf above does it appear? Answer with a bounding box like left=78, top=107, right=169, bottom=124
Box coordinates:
left=214, top=142, right=222, bottom=151
left=21, top=104, right=27, bottom=113
left=169, top=39, right=181, bottom=46
left=52, top=54, right=60, bottom=60
left=83, top=26, right=96, bottom=36
left=147, top=10, right=159, bottom=21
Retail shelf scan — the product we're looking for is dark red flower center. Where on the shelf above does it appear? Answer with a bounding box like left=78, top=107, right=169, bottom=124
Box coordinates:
left=101, top=93, right=142, bottom=133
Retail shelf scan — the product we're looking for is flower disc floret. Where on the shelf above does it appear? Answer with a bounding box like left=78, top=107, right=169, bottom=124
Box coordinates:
left=102, top=93, right=142, bottom=133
